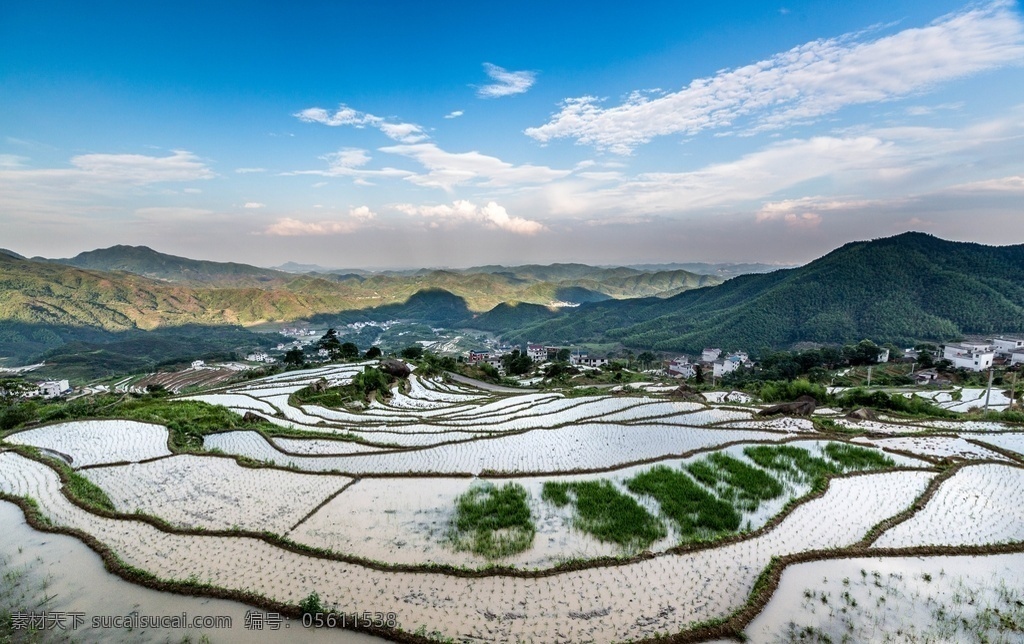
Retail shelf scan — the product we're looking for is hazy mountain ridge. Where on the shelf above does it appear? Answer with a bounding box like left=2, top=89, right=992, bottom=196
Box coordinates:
left=22, top=245, right=719, bottom=312
left=500, top=233, right=1024, bottom=351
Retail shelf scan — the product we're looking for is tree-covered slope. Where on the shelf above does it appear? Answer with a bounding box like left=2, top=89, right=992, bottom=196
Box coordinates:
left=503, top=233, right=1024, bottom=351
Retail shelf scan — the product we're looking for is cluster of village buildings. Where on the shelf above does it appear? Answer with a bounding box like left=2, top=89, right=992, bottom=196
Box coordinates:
left=933, top=337, right=1024, bottom=371
left=10, top=334, right=1022, bottom=402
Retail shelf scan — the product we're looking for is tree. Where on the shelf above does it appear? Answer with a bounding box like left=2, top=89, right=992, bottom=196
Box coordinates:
left=694, top=364, right=705, bottom=384
left=364, top=346, right=382, bottom=359
left=637, top=352, right=656, bottom=370
left=284, top=347, right=305, bottom=367
left=501, top=350, right=533, bottom=376
left=317, top=328, right=343, bottom=360
left=353, top=367, right=390, bottom=396
left=401, top=346, right=424, bottom=360
left=555, top=348, right=571, bottom=363
left=844, top=340, right=882, bottom=366
left=339, top=342, right=360, bottom=360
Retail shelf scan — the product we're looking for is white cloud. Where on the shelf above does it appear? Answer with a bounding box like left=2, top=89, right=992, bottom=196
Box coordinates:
left=234, top=167, right=267, bottom=174
left=526, top=1, right=1024, bottom=153
left=244, top=202, right=266, bottom=209
left=348, top=205, right=377, bottom=220
left=948, top=175, right=1024, bottom=192
left=133, top=207, right=215, bottom=221
left=476, top=63, right=537, bottom=98
left=67, top=150, right=216, bottom=183
left=263, top=218, right=362, bottom=236
left=378, top=122, right=429, bottom=144
left=444, top=110, right=464, bottom=119
left=182, top=187, right=202, bottom=194
left=0, top=154, right=28, bottom=169
left=293, top=104, right=428, bottom=142
left=293, top=106, right=380, bottom=128
left=262, top=206, right=377, bottom=236
left=325, top=148, right=372, bottom=169
left=379, top=143, right=572, bottom=192
left=283, top=147, right=412, bottom=181
left=395, top=199, right=545, bottom=234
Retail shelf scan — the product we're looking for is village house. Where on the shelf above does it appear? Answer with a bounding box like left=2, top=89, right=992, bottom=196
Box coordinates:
left=701, top=348, right=722, bottom=363
left=526, top=344, right=547, bottom=363
left=35, top=380, right=71, bottom=399
left=941, top=343, right=995, bottom=371
left=667, top=356, right=696, bottom=379
left=571, top=354, right=609, bottom=368
left=190, top=360, right=206, bottom=369
left=468, top=350, right=490, bottom=364
left=245, top=352, right=276, bottom=364
left=990, top=336, right=1024, bottom=358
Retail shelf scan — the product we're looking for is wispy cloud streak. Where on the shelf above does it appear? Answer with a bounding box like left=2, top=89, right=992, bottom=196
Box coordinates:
left=526, top=1, right=1024, bottom=153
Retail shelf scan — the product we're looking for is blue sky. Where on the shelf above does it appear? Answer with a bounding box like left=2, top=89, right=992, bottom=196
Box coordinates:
left=2, top=0, right=1023, bottom=268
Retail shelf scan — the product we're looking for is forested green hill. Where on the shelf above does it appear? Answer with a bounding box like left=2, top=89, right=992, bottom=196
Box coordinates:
left=496, top=233, right=1024, bottom=351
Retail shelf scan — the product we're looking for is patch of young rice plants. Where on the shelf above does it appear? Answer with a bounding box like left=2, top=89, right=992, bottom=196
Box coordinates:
left=442, top=393, right=563, bottom=420
left=853, top=436, right=1013, bottom=462
left=5, top=420, right=172, bottom=467
left=626, top=465, right=741, bottom=541
left=542, top=480, right=666, bottom=550
left=743, top=444, right=841, bottom=485
left=685, top=452, right=784, bottom=513
left=912, top=419, right=1011, bottom=432
left=0, top=451, right=934, bottom=643
left=971, top=432, right=1024, bottom=458
left=822, top=443, right=896, bottom=470
left=746, top=553, right=1024, bottom=644
left=269, top=436, right=395, bottom=455
left=940, top=387, right=1013, bottom=413
left=407, top=375, right=484, bottom=403
left=874, top=463, right=1024, bottom=548
left=702, top=391, right=754, bottom=404
left=719, top=417, right=817, bottom=432
left=82, top=454, right=351, bottom=533
left=449, top=482, right=535, bottom=558
left=829, top=418, right=931, bottom=434
left=205, top=424, right=795, bottom=475
left=178, top=393, right=280, bottom=416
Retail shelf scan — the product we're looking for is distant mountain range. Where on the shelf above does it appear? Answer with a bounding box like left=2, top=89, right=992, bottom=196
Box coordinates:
left=4, top=233, right=1021, bottom=368
left=497, top=232, right=1024, bottom=352
left=0, top=247, right=721, bottom=363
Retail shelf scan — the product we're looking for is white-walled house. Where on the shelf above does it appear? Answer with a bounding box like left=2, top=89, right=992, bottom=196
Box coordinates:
left=667, top=357, right=696, bottom=379
left=876, top=348, right=890, bottom=363
left=190, top=360, right=206, bottom=369
left=526, top=344, right=547, bottom=363
left=990, top=337, right=1024, bottom=358
left=36, top=380, right=70, bottom=399
left=701, top=348, right=722, bottom=363
left=942, top=344, right=995, bottom=371
left=1011, top=349, right=1024, bottom=366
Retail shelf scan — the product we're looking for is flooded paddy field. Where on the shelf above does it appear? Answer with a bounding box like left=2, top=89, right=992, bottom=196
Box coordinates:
left=3, top=364, right=1023, bottom=642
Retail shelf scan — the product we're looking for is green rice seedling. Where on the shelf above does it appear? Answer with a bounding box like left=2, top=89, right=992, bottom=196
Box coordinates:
left=626, top=465, right=741, bottom=542
left=450, top=482, right=535, bottom=558
left=823, top=443, right=895, bottom=471
left=685, top=453, right=784, bottom=512
left=541, top=480, right=666, bottom=550
left=743, top=445, right=840, bottom=486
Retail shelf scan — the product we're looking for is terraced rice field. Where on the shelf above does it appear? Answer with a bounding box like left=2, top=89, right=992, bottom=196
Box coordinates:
left=2, top=363, right=1023, bottom=643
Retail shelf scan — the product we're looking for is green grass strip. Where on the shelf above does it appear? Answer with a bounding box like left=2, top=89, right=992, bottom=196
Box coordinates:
left=627, top=465, right=741, bottom=541
left=542, top=480, right=666, bottom=549
left=450, top=482, right=535, bottom=558
left=686, top=453, right=784, bottom=513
